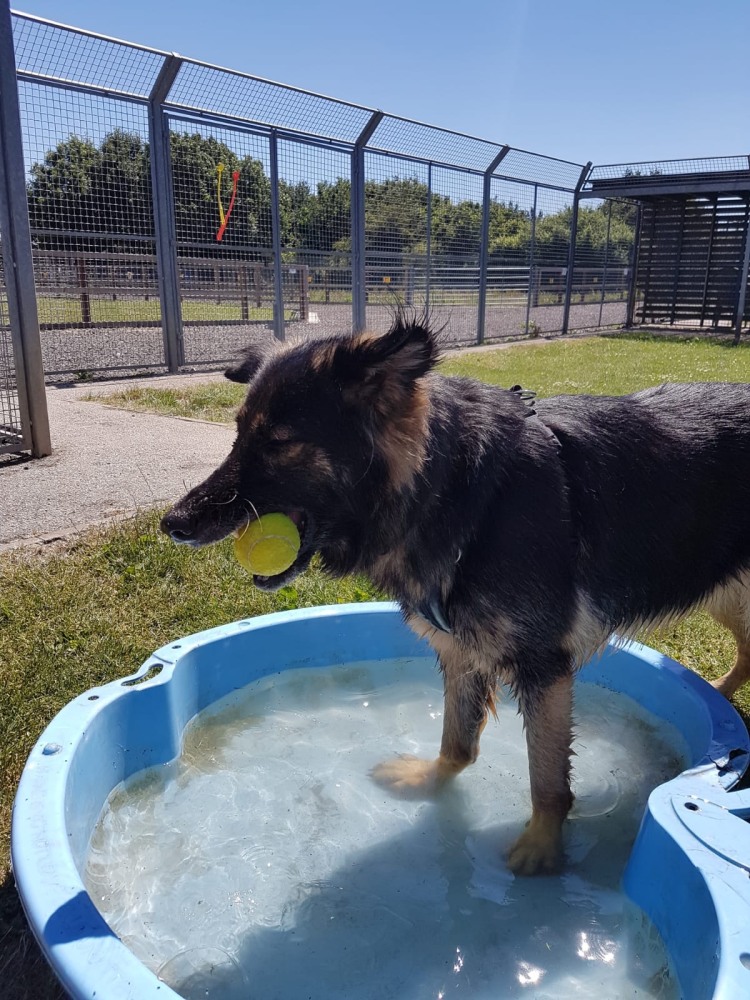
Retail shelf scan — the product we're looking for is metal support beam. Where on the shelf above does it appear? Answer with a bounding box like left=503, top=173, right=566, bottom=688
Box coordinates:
left=269, top=130, right=285, bottom=341
left=351, top=111, right=384, bottom=333
left=598, top=199, right=613, bottom=327
left=699, top=197, right=719, bottom=328
left=425, top=162, right=432, bottom=316
left=734, top=198, right=750, bottom=345
left=625, top=204, right=642, bottom=328
left=524, top=184, right=538, bottom=335
left=0, top=0, right=51, bottom=456
left=148, top=54, right=184, bottom=371
left=561, top=162, right=592, bottom=337
left=477, top=146, right=511, bottom=344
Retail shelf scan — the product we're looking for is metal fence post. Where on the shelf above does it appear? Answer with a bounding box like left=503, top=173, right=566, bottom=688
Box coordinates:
left=625, top=203, right=643, bottom=328
left=148, top=54, right=184, bottom=371
left=425, top=162, right=432, bottom=317
left=269, top=130, right=285, bottom=342
left=477, top=146, right=510, bottom=345
left=351, top=111, right=383, bottom=333
left=734, top=200, right=750, bottom=345
left=0, top=0, right=51, bottom=456
left=561, top=161, right=592, bottom=337
left=524, top=184, right=538, bottom=336
left=598, top=199, right=613, bottom=327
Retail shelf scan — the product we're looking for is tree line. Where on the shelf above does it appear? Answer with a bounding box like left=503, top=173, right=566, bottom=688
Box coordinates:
left=26, top=129, right=635, bottom=266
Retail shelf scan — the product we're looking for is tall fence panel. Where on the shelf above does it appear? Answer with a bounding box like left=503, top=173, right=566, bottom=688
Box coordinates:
left=11, top=9, right=641, bottom=387
left=364, top=151, right=429, bottom=335
left=277, top=139, right=353, bottom=340
left=429, top=166, right=483, bottom=345
left=526, top=185, right=575, bottom=335
left=568, top=198, right=637, bottom=330
left=167, top=118, right=275, bottom=366
left=485, top=178, right=538, bottom=341
left=13, top=15, right=165, bottom=377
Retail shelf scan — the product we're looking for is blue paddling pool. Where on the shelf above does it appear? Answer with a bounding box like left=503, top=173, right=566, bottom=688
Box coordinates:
left=12, top=604, right=750, bottom=999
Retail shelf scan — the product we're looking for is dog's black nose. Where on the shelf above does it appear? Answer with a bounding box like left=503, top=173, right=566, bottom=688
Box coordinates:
left=160, top=508, right=195, bottom=543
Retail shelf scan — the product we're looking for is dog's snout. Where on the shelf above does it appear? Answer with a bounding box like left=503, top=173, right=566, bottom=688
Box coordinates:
left=160, top=507, right=196, bottom=544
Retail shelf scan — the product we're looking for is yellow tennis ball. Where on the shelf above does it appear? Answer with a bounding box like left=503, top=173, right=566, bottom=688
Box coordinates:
left=234, top=513, right=301, bottom=576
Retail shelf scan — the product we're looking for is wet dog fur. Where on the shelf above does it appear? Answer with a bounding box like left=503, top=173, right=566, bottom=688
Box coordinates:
left=162, top=316, right=750, bottom=875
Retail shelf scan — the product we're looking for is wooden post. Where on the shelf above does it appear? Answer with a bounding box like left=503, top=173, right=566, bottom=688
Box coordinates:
left=299, top=265, right=309, bottom=321
left=77, top=256, right=91, bottom=324
left=240, top=265, right=249, bottom=321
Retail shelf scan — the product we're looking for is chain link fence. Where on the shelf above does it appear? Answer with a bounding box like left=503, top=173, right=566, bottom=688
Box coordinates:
left=4, top=9, right=638, bottom=383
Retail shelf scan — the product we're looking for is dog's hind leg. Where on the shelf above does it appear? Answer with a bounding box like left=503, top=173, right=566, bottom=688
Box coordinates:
left=371, top=648, right=495, bottom=796
left=713, top=636, right=750, bottom=700
left=507, top=670, right=575, bottom=877
left=707, top=572, right=750, bottom=699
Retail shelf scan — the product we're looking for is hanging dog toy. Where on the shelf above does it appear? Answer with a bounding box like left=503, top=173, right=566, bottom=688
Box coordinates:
left=215, top=162, right=240, bottom=242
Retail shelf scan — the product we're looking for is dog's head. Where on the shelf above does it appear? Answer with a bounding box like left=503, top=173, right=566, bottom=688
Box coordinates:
left=160, top=316, right=440, bottom=589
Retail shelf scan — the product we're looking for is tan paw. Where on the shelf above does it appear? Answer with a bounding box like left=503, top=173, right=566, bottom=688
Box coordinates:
left=370, top=755, right=445, bottom=798
left=507, top=818, right=563, bottom=876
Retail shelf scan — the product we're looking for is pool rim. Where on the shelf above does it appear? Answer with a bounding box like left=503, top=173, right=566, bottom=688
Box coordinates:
left=11, top=601, right=750, bottom=1000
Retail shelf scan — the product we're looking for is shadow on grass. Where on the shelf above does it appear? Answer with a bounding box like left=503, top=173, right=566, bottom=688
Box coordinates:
left=0, top=869, right=65, bottom=1000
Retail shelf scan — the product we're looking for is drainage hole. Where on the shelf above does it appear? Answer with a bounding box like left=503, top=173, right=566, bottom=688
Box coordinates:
left=740, top=953, right=750, bottom=970
left=88, top=695, right=99, bottom=701
left=684, top=802, right=700, bottom=812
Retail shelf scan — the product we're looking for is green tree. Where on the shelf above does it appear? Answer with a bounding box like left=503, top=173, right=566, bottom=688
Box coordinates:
left=27, top=134, right=103, bottom=242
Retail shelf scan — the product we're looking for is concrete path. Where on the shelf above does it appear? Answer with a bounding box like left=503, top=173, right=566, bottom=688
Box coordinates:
left=0, top=374, right=234, bottom=550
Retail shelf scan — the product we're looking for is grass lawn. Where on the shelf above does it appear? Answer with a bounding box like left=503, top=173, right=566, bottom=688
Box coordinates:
left=3, top=330, right=750, bottom=998
left=96, top=331, right=750, bottom=424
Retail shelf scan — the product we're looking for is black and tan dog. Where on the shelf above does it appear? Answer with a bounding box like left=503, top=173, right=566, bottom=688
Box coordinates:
left=162, top=316, right=750, bottom=875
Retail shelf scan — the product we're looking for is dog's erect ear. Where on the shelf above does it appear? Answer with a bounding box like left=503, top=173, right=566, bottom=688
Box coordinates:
left=224, top=341, right=274, bottom=383
left=334, top=315, right=440, bottom=409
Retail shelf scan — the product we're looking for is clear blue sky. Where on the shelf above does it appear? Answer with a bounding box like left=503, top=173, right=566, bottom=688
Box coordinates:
left=13, top=0, right=750, bottom=167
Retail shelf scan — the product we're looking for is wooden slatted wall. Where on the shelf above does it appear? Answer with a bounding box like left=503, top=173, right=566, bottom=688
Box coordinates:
left=636, top=194, right=750, bottom=327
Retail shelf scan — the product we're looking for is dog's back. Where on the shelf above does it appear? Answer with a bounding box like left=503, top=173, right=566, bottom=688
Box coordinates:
left=534, top=382, right=750, bottom=638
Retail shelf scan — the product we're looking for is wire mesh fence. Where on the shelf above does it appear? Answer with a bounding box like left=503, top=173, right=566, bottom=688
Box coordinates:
left=6, top=9, right=637, bottom=384
left=0, top=246, right=26, bottom=453
left=278, top=139, right=353, bottom=341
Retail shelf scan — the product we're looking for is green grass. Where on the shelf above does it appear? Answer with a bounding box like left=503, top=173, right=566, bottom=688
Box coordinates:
left=94, top=332, right=750, bottom=424
left=446, top=331, right=750, bottom=394
left=88, top=381, right=247, bottom=424
left=4, top=331, right=750, bottom=998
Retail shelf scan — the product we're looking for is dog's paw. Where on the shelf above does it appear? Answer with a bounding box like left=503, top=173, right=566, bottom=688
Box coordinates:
left=370, top=755, right=444, bottom=798
left=507, top=817, right=564, bottom=876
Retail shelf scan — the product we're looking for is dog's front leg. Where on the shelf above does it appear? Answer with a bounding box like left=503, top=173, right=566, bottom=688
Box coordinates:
left=507, top=672, right=574, bottom=876
left=371, top=650, right=494, bottom=797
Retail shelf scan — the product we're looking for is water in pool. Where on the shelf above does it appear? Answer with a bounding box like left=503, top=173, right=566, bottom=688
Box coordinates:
left=86, top=657, right=687, bottom=999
